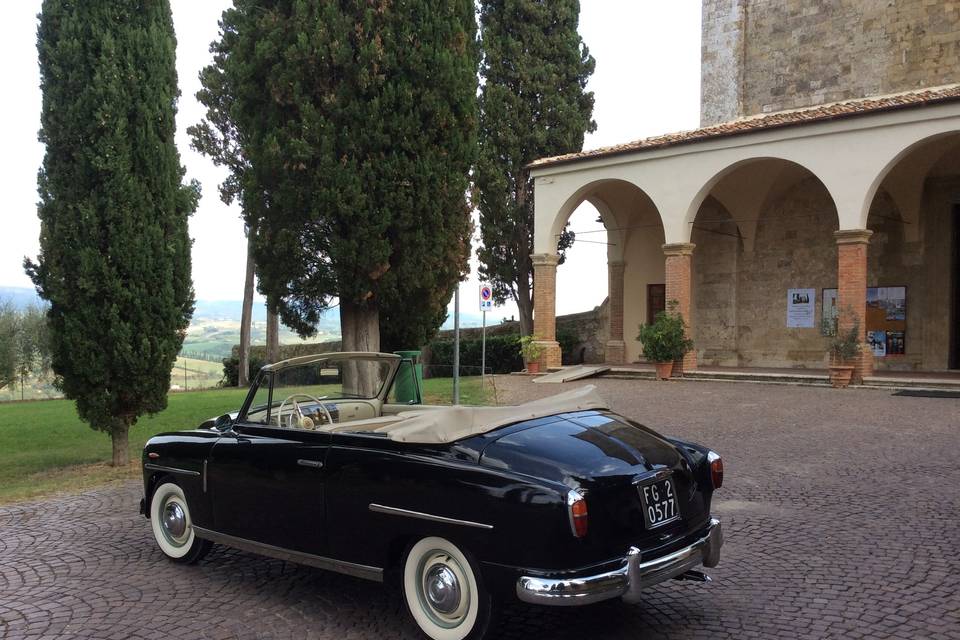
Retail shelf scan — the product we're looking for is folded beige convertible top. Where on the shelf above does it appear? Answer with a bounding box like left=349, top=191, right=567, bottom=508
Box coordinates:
left=381, top=384, right=609, bottom=444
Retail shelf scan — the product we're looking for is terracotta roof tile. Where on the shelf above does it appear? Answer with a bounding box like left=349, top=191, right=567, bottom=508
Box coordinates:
left=529, top=84, right=960, bottom=169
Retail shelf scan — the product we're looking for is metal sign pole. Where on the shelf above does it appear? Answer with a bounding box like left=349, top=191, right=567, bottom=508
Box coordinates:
left=481, top=310, right=487, bottom=389
left=453, top=287, right=460, bottom=405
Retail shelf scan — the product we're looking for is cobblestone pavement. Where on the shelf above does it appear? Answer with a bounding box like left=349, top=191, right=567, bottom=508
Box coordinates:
left=2, top=378, right=959, bottom=639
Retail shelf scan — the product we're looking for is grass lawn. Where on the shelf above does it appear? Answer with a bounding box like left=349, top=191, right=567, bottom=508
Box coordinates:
left=0, top=376, right=496, bottom=505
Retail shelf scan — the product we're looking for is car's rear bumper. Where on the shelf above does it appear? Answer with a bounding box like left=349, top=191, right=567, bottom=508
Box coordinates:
left=516, top=518, right=722, bottom=606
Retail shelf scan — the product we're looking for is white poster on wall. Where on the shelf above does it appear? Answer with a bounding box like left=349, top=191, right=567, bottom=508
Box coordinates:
left=787, top=288, right=816, bottom=328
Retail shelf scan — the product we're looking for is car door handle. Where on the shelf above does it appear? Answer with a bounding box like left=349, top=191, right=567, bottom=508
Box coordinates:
left=297, top=459, right=324, bottom=469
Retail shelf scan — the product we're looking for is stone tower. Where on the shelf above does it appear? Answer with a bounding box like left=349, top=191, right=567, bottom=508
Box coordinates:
left=700, top=0, right=960, bottom=126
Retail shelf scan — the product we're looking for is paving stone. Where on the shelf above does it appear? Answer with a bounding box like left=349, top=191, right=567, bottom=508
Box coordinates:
left=1, top=378, right=959, bottom=639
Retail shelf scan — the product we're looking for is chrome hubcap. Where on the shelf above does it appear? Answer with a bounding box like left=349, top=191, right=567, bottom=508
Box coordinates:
left=162, top=501, right=187, bottom=542
left=417, top=551, right=470, bottom=629
left=424, top=565, right=461, bottom=615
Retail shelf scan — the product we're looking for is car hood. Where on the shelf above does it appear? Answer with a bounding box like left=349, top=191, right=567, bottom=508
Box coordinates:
left=477, top=411, right=686, bottom=487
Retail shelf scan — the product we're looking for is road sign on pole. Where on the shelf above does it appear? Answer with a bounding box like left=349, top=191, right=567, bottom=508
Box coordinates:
left=479, top=284, right=492, bottom=389
left=479, top=284, right=493, bottom=312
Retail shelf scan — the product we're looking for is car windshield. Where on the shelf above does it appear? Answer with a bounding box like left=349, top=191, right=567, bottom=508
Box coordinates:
left=277, top=357, right=392, bottom=398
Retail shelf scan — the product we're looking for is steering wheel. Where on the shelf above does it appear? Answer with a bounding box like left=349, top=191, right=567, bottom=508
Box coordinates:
left=277, top=393, right=334, bottom=430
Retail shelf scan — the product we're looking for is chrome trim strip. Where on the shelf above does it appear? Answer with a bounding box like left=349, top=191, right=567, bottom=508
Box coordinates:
left=192, top=526, right=383, bottom=583
left=368, top=503, right=494, bottom=531
left=516, top=518, right=722, bottom=606
left=202, top=459, right=208, bottom=492
left=143, top=463, right=200, bottom=477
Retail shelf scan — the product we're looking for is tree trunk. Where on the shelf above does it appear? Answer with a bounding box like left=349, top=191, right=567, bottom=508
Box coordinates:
left=516, top=280, right=533, bottom=337
left=340, top=301, right=380, bottom=397
left=111, top=425, right=130, bottom=467
left=238, top=236, right=256, bottom=386
left=266, top=304, right=280, bottom=363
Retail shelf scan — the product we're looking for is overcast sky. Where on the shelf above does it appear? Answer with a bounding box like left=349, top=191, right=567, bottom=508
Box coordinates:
left=1, top=1, right=701, bottom=321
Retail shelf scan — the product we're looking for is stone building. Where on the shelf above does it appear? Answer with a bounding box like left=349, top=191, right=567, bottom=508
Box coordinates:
left=530, top=1, right=960, bottom=378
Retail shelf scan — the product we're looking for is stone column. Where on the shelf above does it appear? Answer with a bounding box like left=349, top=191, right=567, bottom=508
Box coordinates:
left=606, top=260, right=626, bottom=364
left=835, top=229, right=874, bottom=383
left=663, top=243, right=697, bottom=372
left=531, top=253, right=562, bottom=370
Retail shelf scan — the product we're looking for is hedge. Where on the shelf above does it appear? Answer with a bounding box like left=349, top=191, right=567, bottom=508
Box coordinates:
left=427, top=334, right=522, bottom=376
left=425, top=329, right=580, bottom=376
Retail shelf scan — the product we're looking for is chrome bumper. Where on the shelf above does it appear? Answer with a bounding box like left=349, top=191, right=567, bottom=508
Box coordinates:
left=516, top=518, right=722, bottom=606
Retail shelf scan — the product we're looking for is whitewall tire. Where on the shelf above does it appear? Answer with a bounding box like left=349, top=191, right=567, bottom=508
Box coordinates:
left=402, top=536, right=494, bottom=640
left=150, top=481, right=211, bottom=564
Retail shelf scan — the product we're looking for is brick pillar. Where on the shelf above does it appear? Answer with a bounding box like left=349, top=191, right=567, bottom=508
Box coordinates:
left=606, top=260, right=626, bottom=365
left=835, top=229, right=874, bottom=383
left=662, top=243, right=697, bottom=372
left=531, top=253, right=562, bottom=369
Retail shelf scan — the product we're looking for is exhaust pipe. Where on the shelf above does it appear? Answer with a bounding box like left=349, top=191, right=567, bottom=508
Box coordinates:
left=674, top=570, right=711, bottom=583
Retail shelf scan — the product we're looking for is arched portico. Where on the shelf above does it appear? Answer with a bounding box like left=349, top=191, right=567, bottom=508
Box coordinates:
left=530, top=87, right=960, bottom=378
left=531, top=179, right=665, bottom=368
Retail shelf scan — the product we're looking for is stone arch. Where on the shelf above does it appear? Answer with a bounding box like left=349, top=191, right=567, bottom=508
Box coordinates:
left=682, top=157, right=840, bottom=246
left=549, top=178, right=665, bottom=254
left=858, top=131, right=960, bottom=230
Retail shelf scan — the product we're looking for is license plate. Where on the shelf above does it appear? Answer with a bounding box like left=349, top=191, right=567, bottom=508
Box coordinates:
left=639, top=477, right=680, bottom=528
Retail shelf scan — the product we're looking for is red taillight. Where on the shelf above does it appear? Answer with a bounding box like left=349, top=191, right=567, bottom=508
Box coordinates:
left=567, top=490, right=588, bottom=538
left=708, top=451, right=723, bottom=489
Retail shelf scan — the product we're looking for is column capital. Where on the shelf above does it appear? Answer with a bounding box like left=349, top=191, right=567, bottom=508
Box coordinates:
left=662, top=242, right=696, bottom=257
left=834, top=229, right=873, bottom=245
left=530, top=253, right=560, bottom=267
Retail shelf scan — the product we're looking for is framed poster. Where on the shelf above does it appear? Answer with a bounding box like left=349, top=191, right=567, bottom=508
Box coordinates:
left=787, top=288, right=816, bottom=328
left=866, top=286, right=906, bottom=356
left=821, top=288, right=838, bottom=334
left=823, top=286, right=906, bottom=355
left=868, top=331, right=887, bottom=357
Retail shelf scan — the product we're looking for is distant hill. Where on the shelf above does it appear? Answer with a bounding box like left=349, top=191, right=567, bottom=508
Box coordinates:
left=1, top=284, right=501, bottom=339
left=0, top=286, right=42, bottom=310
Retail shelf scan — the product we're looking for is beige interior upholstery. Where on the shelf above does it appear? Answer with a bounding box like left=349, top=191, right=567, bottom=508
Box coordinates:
left=375, top=385, right=608, bottom=444
left=321, top=414, right=412, bottom=433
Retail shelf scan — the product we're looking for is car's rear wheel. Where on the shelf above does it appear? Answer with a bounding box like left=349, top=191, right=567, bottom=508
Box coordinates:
left=150, top=481, right=211, bottom=564
left=402, top=536, right=495, bottom=640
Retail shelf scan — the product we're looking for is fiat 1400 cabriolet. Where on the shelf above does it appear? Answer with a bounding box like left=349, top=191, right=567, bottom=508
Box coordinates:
left=141, top=352, right=723, bottom=640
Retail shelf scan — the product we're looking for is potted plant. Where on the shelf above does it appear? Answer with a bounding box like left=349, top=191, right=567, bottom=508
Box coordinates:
left=637, top=303, right=694, bottom=380
left=519, top=335, right=545, bottom=374
left=822, top=313, right=861, bottom=388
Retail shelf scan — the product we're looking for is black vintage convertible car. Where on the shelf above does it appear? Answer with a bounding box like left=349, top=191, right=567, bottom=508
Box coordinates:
left=141, top=352, right=723, bottom=640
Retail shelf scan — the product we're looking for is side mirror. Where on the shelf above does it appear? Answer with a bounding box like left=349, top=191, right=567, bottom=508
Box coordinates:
left=214, top=413, right=235, bottom=430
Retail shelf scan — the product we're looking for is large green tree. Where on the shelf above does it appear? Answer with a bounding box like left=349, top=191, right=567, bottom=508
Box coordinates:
left=0, top=302, right=18, bottom=391
left=476, top=0, right=595, bottom=336
left=202, top=0, right=477, bottom=360
left=27, top=0, right=198, bottom=465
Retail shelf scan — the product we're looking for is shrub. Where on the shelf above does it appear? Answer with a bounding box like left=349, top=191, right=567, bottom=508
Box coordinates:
left=822, top=315, right=862, bottom=363
left=519, top=335, right=545, bottom=363
left=637, top=303, right=693, bottom=363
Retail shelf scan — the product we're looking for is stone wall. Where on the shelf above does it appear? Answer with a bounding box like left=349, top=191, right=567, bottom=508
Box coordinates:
left=433, top=301, right=609, bottom=365
left=701, top=0, right=960, bottom=125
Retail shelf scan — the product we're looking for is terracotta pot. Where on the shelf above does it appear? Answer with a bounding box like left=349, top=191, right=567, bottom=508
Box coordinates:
left=526, top=361, right=541, bottom=374
left=654, top=361, right=674, bottom=380
left=829, top=365, right=854, bottom=388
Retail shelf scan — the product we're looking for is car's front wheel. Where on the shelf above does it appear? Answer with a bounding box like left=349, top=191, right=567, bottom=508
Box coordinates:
left=402, top=536, right=496, bottom=640
left=150, top=481, right=211, bottom=564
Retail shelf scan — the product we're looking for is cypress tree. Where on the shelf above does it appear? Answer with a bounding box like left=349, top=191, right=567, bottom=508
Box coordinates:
left=203, top=0, right=477, bottom=358
left=27, top=0, right=198, bottom=465
left=476, top=0, right=595, bottom=336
